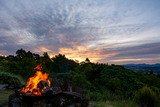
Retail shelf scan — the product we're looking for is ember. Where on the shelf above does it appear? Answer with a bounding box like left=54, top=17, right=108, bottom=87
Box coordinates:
left=21, top=65, right=51, bottom=96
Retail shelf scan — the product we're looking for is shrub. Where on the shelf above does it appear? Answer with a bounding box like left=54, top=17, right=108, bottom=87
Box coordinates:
left=134, top=86, right=158, bottom=107
left=0, top=71, right=25, bottom=89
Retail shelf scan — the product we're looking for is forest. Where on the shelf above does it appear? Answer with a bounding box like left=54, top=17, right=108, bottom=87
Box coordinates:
left=0, top=49, right=160, bottom=107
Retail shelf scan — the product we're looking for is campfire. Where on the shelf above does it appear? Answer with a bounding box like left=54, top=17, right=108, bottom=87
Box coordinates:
left=9, top=65, right=89, bottom=107
left=21, top=65, right=51, bottom=96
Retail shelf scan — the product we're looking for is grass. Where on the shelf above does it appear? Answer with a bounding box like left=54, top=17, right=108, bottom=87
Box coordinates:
left=0, top=90, right=14, bottom=107
left=93, top=101, right=117, bottom=107
left=93, top=100, right=137, bottom=107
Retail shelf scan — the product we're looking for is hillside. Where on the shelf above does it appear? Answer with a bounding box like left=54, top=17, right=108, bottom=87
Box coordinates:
left=124, top=64, right=160, bottom=74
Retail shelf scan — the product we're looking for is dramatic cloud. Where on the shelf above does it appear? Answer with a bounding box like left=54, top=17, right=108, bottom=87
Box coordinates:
left=108, top=42, right=160, bottom=64
left=0, top=0, right=160, bottom=64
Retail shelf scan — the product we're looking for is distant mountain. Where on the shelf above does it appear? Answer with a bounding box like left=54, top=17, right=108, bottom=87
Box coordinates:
left=123, top=63, right=160, bottom=74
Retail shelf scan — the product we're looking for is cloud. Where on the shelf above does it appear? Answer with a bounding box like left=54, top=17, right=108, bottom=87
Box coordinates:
left=57, top=46, right=118, bottom=62
left=0, top=0, right=160, bottom=64
left=108, top=42, right=160, bottom=64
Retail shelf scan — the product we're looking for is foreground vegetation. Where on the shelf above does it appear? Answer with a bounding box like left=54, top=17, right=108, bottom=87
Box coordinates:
left=0, top=90, right=14, bottom=107
left=93, top=101, right=137, bottom=107
left=0, top=90, right=136, bottom=107
left=0, top=49, right=160, bottom=107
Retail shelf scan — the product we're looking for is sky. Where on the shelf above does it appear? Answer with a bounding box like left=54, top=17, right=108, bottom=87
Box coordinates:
left=0, top=0, right=160, bottom=64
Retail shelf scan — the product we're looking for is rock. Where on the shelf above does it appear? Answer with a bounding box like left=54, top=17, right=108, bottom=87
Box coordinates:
left=0, top=84, right=8, bottom=90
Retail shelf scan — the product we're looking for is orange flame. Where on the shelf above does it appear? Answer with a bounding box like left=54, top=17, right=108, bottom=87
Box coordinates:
left=21, top=65, right=50, bottom=96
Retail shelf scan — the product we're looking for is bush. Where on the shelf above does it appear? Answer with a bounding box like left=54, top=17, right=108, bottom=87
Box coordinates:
left=134, top=86, right=158, bottom=107
left=0, top=71, right=25, bottom=89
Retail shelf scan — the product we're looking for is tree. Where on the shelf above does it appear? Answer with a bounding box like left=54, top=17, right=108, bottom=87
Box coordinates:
left=85, top=58, right=90, bottom=63
left=70, top=69, right=91, bottom=89
left=16, top=48, right=27, bottom=59
left=39, top=52, right=52, bottom=72
left=51, top=54, right=78, bottom=73
left=107, top=77, right=122, bottom=93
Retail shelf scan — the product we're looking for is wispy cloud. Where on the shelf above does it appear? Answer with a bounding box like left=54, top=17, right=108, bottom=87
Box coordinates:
left=0, top=0, right=160, bottom=64
left=108, top=42, right=160, bottom=64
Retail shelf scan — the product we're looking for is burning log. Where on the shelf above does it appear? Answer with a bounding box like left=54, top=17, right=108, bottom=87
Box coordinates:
left=37, top=80, right=55, bottom=96
left=37, top=80, right=49, bottom=89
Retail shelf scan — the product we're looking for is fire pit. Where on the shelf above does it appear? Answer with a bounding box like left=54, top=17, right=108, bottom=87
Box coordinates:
left=8, top=65, right=89, bottom=107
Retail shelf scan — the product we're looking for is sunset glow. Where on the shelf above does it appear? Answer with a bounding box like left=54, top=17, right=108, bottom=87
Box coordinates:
left=0, top=0, right=160, bottom=64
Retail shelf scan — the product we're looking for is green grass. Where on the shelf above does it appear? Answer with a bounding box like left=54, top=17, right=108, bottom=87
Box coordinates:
left=93, top=101, right=137, bottom=107
left=0, top=90, right=14, bottom=107
left=93, top=101, right=117, bottom=107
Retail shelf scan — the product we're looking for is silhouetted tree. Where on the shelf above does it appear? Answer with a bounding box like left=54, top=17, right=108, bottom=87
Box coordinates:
left=51, top=54, right=78, bottom=73
left=85, top=58, right=90, bottom=63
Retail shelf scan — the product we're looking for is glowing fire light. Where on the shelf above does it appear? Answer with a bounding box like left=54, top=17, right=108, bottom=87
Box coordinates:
left=21, top=65, right=50, bottom=96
